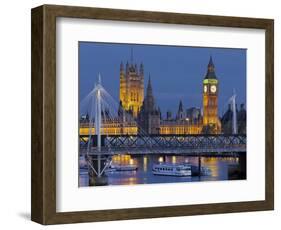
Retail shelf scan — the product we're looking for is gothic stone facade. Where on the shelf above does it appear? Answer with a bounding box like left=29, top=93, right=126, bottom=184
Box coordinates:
left=119, top=61, right=144, bottom=118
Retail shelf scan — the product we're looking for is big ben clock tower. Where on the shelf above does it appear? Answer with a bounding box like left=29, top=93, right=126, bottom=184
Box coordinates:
left=202, top=56, right=221, bottom=134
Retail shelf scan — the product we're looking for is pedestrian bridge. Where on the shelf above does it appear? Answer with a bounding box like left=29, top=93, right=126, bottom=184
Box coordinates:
left=80, top=134, right=246, bottom=156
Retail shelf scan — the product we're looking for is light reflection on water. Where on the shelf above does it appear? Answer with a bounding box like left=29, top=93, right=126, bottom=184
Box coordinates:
left=79, top=155, right=241, bottom=187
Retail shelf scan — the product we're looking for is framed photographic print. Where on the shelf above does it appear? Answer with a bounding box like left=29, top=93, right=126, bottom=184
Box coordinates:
left=31, top=4, right=274, bottom=225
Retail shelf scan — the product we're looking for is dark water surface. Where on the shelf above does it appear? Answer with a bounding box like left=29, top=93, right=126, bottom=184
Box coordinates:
left=79, top=155, right=244, bottom=187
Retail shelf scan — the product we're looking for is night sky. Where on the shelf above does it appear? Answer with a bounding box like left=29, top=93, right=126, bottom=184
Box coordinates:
left=79, top=42, right=246, bottom=117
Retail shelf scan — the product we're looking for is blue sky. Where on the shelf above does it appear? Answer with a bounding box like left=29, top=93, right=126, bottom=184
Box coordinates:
left=79, top=42, right=246, bottom=116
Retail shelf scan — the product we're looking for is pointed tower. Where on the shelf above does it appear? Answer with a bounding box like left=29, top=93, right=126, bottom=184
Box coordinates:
left=202, top=56, right=221, bottom=134
left=140, top=62, right=144, bottom=76
left=176, top=100, right=186, bottom=120
left=147, top=75, right=152, bottom=95
left=138, top=75, right=160, bottom=134
left=130, top=46, right=134, bottom=65
left=119, top=61, right=126, bottom=107
left=146, top=75, right=155, bottom=112
left=126, top=61, right=129, bottom=74
left=205, top=56, right=216, bottom=79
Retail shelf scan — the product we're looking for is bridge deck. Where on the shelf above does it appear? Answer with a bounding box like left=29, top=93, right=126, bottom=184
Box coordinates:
left=80, top=134, right=246, bottom=157
left=82, top=148, right=245, bottom=157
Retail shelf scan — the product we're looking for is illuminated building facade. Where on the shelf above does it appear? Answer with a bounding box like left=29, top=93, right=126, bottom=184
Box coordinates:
left=80, top=121, right=138, bottom=136
left=79, top=56, right=239, bottom=136
left=202, top=56, right=221, bottom=134
left=119, top=55, right=144, bottom=117
left=160, top=120, right=202, bottom=134
left=160, top=102, right=203, bottom=135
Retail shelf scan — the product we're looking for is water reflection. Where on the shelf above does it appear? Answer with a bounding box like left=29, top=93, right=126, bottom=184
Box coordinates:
left=143, top=156, right=148, bottom=172
left=79, top=154, right=244, bottom=187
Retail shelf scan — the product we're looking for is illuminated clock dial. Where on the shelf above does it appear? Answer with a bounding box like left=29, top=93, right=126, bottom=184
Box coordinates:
left=204, top=85, right=207, bottom=93
left=210, top=85, right=217, bottom=93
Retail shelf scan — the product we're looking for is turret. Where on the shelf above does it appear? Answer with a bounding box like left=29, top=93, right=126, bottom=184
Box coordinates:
left=140, top=62, right=144, bottom=76
left=147, top=75, right=153, bottom=98
left=177, top=100, right=186, bottom=120
left=130, top=47, right=134, bottom=65
left=120, top=61, right=124, bottom=73
left=126, top=61, right=129, bottom=74
left=178, top=100, right=183, bottom=112
left=167, top=110, right=172, bottom=120
left=143, top=74, right=155, bottom=113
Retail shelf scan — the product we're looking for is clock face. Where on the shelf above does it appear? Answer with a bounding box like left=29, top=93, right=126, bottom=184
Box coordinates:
left=210, top=85, right=217, bottom=93
left=211, top=85, right=217, bottom=93
left=204, top=85, right=207, bottom=93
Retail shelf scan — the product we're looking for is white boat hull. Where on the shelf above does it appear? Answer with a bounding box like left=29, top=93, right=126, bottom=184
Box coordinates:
left=152, top=163, right=192, bottom=177
left=152, top=170, right=192, bottom=177
left=106, top=164, right=138, bottom=172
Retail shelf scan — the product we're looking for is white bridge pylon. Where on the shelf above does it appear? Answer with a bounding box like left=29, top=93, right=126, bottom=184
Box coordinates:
left=94, top=74, right=103, bottom=177
left=80, top=73, right=161, bottom=177
left=228, top=89, right=237, bottom=135
left=82, top=74, right=112, bottom=177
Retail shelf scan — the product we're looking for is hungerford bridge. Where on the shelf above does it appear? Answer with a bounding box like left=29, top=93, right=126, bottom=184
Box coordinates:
left=80, top=75, right=246, bottom=179
left=80, top=134, right=246, bottom=157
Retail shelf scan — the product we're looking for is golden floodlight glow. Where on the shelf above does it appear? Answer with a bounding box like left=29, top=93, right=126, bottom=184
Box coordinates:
left=203, top=79, right=218, bottom=84
left=143, top=156, right=148, bottom=172
left=172, top=156, right=177, bottom=164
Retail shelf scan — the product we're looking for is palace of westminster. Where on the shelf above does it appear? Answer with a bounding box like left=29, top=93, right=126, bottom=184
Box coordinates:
left=80, top=55, right=246, bottom=136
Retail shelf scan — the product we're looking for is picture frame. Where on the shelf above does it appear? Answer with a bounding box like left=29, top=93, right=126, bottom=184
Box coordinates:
left=31, top=4, right=274, bottom=225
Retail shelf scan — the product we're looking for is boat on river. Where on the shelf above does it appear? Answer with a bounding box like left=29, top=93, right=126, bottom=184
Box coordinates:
left=107, top=164, right=138, bottom=172
left=152, top=163, right=211, bottom=177
left=152, top=163, right=192, bottom=176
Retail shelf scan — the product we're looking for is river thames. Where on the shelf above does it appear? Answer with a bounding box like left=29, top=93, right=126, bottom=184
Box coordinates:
left=79, top=154, right=244, bottom=187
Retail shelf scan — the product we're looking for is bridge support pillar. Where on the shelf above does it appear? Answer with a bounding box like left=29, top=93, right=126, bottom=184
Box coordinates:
left=89, top=175, right=108, bottom=186
left=88, top=156, right=108, bottom=186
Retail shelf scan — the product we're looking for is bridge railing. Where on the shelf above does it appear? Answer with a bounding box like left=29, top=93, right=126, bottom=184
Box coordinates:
left=80, top=134, right=246, bottom=153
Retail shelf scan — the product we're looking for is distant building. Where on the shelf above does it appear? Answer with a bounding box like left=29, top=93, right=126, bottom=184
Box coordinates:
left=138, top=76, right=161, bottom=134
left=186, top=107, right=202, bottom=123
left=80, top=54, right=247, bottom=136
left=160, top=101, right=203, bottom=135
left=221, top=103, right=246, bottom=134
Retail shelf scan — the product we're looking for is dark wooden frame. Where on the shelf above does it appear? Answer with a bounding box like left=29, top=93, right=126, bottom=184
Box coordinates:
left=31, top=4, right=274, bottom=225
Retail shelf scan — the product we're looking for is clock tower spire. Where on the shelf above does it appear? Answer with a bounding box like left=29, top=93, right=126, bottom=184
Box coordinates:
left=202, top=56, right=221, bottom=134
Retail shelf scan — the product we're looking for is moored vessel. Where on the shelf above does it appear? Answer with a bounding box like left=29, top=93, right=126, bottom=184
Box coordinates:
left=108, top=164, right=138, bottom=172
left=152, top=163, right=192, bottom=176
